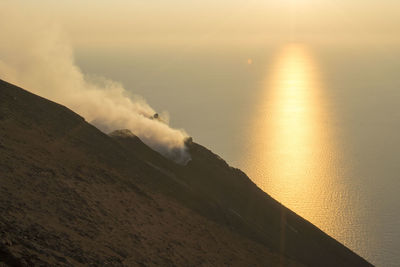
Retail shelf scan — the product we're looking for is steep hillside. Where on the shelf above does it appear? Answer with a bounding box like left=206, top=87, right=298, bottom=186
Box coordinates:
left=0, top=79, right=371, bottom=266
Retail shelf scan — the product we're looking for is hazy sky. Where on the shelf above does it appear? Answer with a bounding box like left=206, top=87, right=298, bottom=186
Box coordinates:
left=3, top=0, right=399, bottom=47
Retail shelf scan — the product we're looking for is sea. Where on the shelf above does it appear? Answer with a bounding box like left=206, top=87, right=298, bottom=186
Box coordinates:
left=76, top=42, right=400, bottom=266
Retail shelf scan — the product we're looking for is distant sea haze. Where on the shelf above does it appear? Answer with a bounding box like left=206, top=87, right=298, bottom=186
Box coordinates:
left=76, top=43, right=400, bottom=266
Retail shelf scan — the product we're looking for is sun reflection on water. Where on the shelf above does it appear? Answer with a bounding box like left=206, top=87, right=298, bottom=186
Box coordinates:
left=243, top=44, right=362, bottom=249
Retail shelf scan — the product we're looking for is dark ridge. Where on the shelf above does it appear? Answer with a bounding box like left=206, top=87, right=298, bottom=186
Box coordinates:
left=0, top=79, right=372, bottom=266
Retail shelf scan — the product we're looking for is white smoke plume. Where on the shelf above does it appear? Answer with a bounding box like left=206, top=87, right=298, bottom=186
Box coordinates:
left=0, top=8, right=191, bottom=164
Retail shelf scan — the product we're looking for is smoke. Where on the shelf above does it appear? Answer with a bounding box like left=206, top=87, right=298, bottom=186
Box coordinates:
left=0, top=7, right=191, bottom=164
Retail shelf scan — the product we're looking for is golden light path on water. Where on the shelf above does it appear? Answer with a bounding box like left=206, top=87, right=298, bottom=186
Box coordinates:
left=242, top=44, right=368, bottom=256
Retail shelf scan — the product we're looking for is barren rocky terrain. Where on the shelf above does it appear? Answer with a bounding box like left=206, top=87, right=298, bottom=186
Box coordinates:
left=0, top=79, right=371, bottom=266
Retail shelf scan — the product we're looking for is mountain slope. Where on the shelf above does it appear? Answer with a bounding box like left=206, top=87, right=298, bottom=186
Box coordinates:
left=0, top=79, right=371, bottom=266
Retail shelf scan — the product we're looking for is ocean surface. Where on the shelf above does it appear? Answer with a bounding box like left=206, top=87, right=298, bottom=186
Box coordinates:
left=76, top=42, right=400, bottom=266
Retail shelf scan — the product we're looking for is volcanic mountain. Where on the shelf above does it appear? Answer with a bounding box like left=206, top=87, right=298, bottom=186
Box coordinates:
left=0, top=79, right=371, bottom=266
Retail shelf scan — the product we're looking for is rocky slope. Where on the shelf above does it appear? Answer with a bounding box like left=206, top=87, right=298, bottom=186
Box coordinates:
left=0, top=79, right=371, bottom=266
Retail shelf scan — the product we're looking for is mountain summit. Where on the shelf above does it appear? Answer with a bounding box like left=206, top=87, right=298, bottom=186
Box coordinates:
left=0, top=79, right=371, bottom=266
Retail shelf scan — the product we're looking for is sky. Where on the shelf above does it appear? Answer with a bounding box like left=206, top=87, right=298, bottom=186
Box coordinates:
left=3, top=0, right=399, bottom=48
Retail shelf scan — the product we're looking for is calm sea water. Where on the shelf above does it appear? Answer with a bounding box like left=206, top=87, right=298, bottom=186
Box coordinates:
left=76, top=43, right=400, bottom=266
